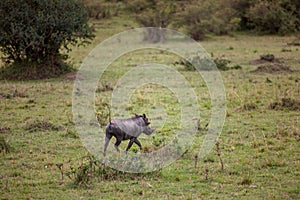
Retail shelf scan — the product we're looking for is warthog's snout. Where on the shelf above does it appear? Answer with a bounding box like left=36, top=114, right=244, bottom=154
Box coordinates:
left=143, top=126, right=155, bottom=135
left=103, top=113, right=154, bottom=156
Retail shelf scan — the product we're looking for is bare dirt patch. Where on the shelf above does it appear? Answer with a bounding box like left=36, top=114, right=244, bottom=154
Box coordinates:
left=0, top=94, right=5, bottom=100
left=250, top=54, right=282, bottom=65
left=252, top=63, right=294, bottom=74
left=0, top=89, right=28, bottom=100
left=64, top=72, right=78, bottom=80
left=63, top=72, right=85, bottom=80
left=0, top=126, right=11, bottom=134
left=287, top=37, right=300, bottom=46
left=24, top=119, right=63, bottom=132
left=250, top=54, right=294, bottom=74
left=269, top=98, right=300, bottom=111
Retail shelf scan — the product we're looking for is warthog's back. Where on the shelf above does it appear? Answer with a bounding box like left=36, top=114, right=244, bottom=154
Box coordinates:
left=108, top=118, right=145, bottom=138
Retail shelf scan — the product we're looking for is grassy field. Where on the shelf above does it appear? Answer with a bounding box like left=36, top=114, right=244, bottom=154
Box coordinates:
left=1, top=17, right=300, bottom=199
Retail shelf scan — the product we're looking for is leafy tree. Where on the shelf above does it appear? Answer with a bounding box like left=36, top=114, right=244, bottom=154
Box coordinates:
left=247, top=0, right=299, bottom=34
left=127, top=0, right=176, bottom=28
left=226, top=0, right=254, bottom=30
left=175, top=0, right=240, bottom=40
left=0, top=0, right=94, bottom=78
left=126, top=0, right=300, bottom=39
left=80, top=0, right=123, bottom=19
left=126, top=0, right=176, bottom=42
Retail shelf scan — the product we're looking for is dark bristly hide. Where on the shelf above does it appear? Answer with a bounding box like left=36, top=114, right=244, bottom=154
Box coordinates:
left=104, top=113, right=154, bottom=155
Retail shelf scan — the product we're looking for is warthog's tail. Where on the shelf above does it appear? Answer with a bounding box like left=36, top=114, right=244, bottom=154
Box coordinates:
left=106, top=122, right=112, bottom=134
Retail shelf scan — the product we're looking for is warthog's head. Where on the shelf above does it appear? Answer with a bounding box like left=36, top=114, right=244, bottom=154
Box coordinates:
left=135, top=113, right=155, bottom=135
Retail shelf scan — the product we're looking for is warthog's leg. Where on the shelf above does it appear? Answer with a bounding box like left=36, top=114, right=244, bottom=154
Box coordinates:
left=104, top=134, right=112, bottom=156
left=134, top=139, right=142, bottom=150
left=114, top=139, right=121, bottom=152
left=125, top=138, right=136, bottom=152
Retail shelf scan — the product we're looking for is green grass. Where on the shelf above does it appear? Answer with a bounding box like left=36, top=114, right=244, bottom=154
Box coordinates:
left=1, top=17, right=300, bottom=199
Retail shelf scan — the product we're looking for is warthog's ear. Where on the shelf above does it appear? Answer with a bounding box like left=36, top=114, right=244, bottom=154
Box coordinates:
left=142, top=113, right=150, bottom=125
left=134, top=113, right=139, bottom=117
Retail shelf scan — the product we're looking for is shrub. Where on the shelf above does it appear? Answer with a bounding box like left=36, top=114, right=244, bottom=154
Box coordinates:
left=95, top=99, right=111, bottom=127
left=260, top=54, right=275, bottom=62
left=24, top=119, right=63, bottom=132
left=0, top=136, right=11, bottom=153
left=174, top=56, right=241, bottom=71
left=127, top=0, right=176, bottom=28
left=247, top=0, right=299, bottom=34
left=126, top=0, right=176, bottom=42
left=0, top=0, right=94, bottom=78
left=80, top=0, right=122, bottom=19
left=214, top=58, right=231, bottom=71
left=175, top=0, right=240, bottom=40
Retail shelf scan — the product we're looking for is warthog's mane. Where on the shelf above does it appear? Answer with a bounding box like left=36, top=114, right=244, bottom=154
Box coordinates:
left=112, top=114, right=149, bottom=127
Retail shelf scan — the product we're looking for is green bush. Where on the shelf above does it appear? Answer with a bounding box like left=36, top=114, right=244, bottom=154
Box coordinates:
left=247, top=0, right=299, bottom=34
left=127, top=0, right=176, bottom=28
left=0, top=136, right=11, bottom=153
left=80, top=0, right=122, bottom=19
left=124, top=0, right=299, bottom=39
left=0, top=0, right=94, bottom=77
left=126, top=0, right=176, bottom=42
left=175, top=56, right=241, bottom=71
left=213, top=58, right=231, bottom=71
left=175, top=0, right=240, bottom=40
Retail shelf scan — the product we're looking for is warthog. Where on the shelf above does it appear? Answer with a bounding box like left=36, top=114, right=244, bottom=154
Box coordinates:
left=104, top=113, right=154, bottom=155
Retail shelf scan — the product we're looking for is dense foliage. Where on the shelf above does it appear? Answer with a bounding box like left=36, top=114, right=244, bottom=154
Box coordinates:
left=174, top=0, right=241, bottom=40
left=0, top=0, right=299, bottom=79
left=0, top=0, right=94, bottom=66
left=247, top=0, right=300, bottom=35
left=112, top=0, right=300, bottom=40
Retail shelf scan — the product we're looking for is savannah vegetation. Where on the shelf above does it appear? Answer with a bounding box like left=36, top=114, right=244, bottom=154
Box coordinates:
left=0, top=0, right=300, bottom=199
left=0, top=0, right=94, bottom=79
